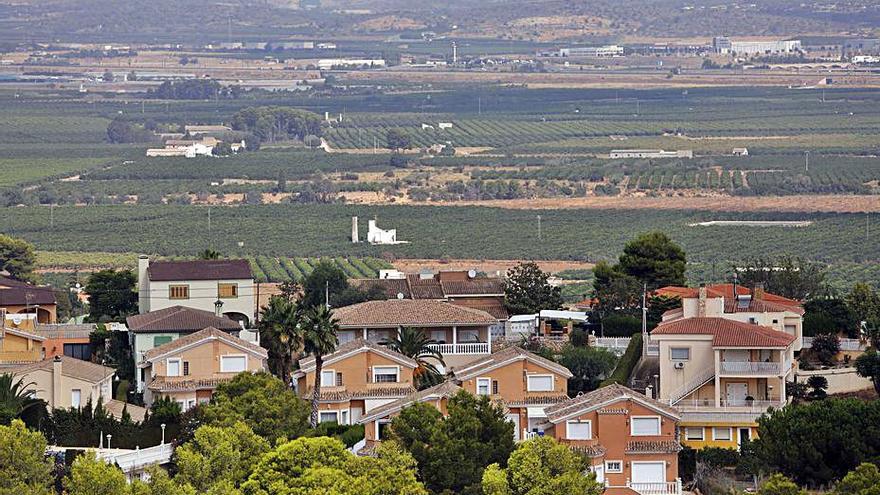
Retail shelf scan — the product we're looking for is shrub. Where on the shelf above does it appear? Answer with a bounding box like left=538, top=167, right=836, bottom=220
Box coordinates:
left=569, top=328, right=589, bottom=347
left=811, top=333, right=840, bottom=365
left=601, top=332, right=642, bottom=386
left=601, top=313, right=642, bottom=337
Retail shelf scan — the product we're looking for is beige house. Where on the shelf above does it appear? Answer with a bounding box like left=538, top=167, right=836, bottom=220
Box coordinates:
left=651, top=316, right=796, bottom=450
left=138, top=327, right=268, bottom=410
left=8, top=355, right=114, bottom=410
left=293, top=339, right=418, bottom=425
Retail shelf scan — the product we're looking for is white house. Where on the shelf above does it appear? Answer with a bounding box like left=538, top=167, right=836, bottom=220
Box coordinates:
left=367, top=219, right=407, bottom=244
left=137, top=257, right=256, bottom=327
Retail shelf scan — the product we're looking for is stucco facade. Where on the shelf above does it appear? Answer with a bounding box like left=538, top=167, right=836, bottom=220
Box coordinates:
left=9, top=356, right=114, bottom=410
left=0, top=327, right=45, bottom=364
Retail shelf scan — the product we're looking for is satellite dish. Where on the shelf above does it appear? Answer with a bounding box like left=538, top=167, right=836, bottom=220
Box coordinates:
left=396, top=292, right=405, bottom=299
left=467, top=269, right=477, bottom=279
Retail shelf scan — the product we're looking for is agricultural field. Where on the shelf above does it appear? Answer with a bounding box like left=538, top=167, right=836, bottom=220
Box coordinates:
left=247, top=256, right=393, bottom=283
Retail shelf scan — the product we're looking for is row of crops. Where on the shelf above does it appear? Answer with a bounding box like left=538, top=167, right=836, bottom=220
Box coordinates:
left=247, top=256, right=393, bottom=282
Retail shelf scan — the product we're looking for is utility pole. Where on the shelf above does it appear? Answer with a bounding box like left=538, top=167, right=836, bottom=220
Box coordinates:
left=207, top=206, right=211, bottom=235
left=325, top=280, right=330, bottom=309
left=804, top=151, right=810, bottom=172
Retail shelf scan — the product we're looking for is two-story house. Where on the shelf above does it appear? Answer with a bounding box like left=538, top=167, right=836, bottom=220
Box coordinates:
left=137, top=257, right=256, bottom=327
left=8, top=355, right=114, bottom=410
left=332, top=299, right=498, bottom=370
left=138, top=326, right=268, bottom=409
left=451, top=346, right=573, bottom=440
left=543, top=384, right=682, bottom=495
left=127, top=306, right=248, bottom=393
left=293, top=339, right=419, bottom=425
left=651, top=316, right=796, bottom=450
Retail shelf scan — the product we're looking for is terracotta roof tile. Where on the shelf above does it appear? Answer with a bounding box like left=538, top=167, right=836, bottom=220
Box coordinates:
left=8, top=356, right=114, bottom=383
left=453, top=346, right=573, bottom=380
left=0, top=276, right=57, bottom=305
left=142, top=326, right=267, bottom=361
left=359, top=381, right=462, bottom=423
left=333, top=300, right=497, bottom=328
left=127, top=306, right=242, bottom=333
left=104, top=399, right=147, bottom=422
left=651, top=317, right=796, bottom=348
left=406, top=274, right=445, bottom=299
left=147, top=259, right=252, bottom=281
left=147, top=373, right=237, bottom=392
left=626, top=440, right=682, bottom=454
left=350, top=278, right=411, bottom=299
left=655, top=284, right=804, bottom=315
left=545, top=383, right=679, bottom=423
left=297, top=339, right=418, bottom=372
left=440, top=278, right=504, bottom=296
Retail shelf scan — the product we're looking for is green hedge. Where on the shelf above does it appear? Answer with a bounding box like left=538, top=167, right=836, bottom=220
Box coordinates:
left=600, top=332, right=642, bottom=387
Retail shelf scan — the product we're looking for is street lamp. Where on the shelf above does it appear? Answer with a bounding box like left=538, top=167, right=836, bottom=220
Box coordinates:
left=160, top=423, right=166, bottom=445
left=214, top=299, right=223, bottom=317
left=106, top=434, right=112, bottom=450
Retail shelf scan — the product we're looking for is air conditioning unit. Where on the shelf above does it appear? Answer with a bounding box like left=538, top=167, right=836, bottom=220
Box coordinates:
left=673, top=362, right=686, bottom=370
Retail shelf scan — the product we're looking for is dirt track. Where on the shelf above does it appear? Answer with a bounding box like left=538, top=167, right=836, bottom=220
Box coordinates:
left=424, top=195, right=880, bottom=213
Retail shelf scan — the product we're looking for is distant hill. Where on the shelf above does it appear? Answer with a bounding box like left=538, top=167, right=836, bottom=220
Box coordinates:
left=0, top=0, right=878, bottom=44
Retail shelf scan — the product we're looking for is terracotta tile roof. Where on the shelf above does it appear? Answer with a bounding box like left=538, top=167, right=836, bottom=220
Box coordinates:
left=333, top=300, right=497, bottom=328
left=147, top=373, right=236, bottom=392
left=104, top=399, right=147, bottom=422
left=143, top=326, right=267, bottom=361
left=723, top=298, right=806, bottom=316
left=651, top=317, right=796, bottom=348
left=453, top=346, right=573, bottom=381
left=0, top=276, right=57, bottom=305
left=2, top=326, right=46, bottom=341
left=655, top=284, right=804, bottom=315
left=8, top=356, right=114, bottom=383
left=359, top=381, right=462, bottom=423
left=504, top=395, right=571, bottom=407
left=297, top=338, right=417, bottom=372
left=568, top=443, right=607, bottom=458
left=440, top=278, right=504, bottom=296
left=34, top=324, right=96, bottom=339
left=350, top=278, right=411, bottom=299
left=406, top=274, right=445, bottom=299
left=301, top=383, right=416, bottom=402
left=626, top=440, right=682, bottom=454
left=127, top=306, right=242, bottom=333
left=147, top=259, right=252, bottom=281
left=451, top=299, right=509, bottom=320
left=545, top=383, right=680, bottom=423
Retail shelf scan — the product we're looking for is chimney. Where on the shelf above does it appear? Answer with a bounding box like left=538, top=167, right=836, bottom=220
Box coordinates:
left=351, top=216, right=359, bottom=243
left=52, top=356, right=62, bottom=409
left=137, top=255, right=150, bottom=314
left=754, top=282, right=765, bottom=301
left=698, top=283, right=707, bottom=317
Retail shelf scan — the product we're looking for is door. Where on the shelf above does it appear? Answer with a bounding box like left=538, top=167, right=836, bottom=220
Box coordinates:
left=726, top=383, right=749, bottom=406
left=738, top=428, right=752, bottom=449
left=631, top=461, right=666, bottom=484
left=507, top=414, right=521, bottom=441
left=592, top=463, right=605, bottom=483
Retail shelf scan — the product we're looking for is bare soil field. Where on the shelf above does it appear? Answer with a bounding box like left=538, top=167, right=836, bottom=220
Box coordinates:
left=426, top=195, right=880, bottom=213
left=392, top=258, right=594, bottom=276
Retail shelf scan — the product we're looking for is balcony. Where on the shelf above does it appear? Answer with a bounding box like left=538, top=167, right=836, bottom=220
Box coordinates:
left=675, top=398, right=785, bottom=412
left=626, top=480, right=682, bottom=495
left=719, top=361, right=789, bottom=376
left=427, top=343, right=490, bottom=355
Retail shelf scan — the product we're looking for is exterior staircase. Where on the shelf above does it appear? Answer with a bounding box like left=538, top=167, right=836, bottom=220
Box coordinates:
left=667, top=368, right=715, bottom=405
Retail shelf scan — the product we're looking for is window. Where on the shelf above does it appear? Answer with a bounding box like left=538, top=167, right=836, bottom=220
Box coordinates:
left=476, top=378, right=491, bottom=396
left=377, top=420, right=391, bottom=440
left=527, top=375, right=554, bottom=392
left=218, top=283, right=238, bottom=298
left=712, top=427, right=732, bottom=441
left=566, top=420, right=592, bottom=440
left=167, top=358, right=181, bottom=377
left=336, top=372, right=343, bottom=386
left=340, top=410, right=349, bottom=425
left=605, top=461, right=623, bottom=473
left=183, top=361, right=190, bottom=376
left=670, top=347, right=690, bottom=361
left=319, top=411, right=339, bottom=424
left=685, top=427, right=704, bottom=441
left=321, top=370, right=336, bottom=387
left=373, top=366, right=399, bottom=383
left=169, top=285, right=190, bottom=300
left=492, top=380, right=499, bottom=395
left=459, top=328, right=480, bottom=342
left=220, top=355, right=246, bottom=373
left=71, top=389, right=81, bottom=408
left=64, top=343, right=91, bottom=361
left=430, top=330, right=447, bottom=344
left=153, top=336, right=173, bottom=348
left=631, top=416, right=661, bottom=436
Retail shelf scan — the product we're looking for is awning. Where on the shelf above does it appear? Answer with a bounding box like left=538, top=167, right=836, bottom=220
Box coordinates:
left=526, top=406, right=547, bottom=418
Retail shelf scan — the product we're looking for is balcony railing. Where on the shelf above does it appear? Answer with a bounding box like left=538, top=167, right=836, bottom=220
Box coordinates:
left=626, top=480, right=682, bottom=495
left=522, top=430, right=544, bottom=440
left=674, top=398, right=785, bottom=411
left=427, top=343, right=490, bottom=355
left=719, top=361, right=784, bottom=375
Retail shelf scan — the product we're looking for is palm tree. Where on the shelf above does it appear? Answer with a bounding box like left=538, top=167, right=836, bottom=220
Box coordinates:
left=258, top=295, right=303, bottom=386
left=383, top=327, right=445, bottom=390
left=0, top=373, right=42, bottom=424
left=301, top=305, right=339, bottom=428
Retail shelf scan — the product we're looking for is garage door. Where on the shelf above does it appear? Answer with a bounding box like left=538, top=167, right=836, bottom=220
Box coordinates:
left=631, top=462, right=666, bottom=483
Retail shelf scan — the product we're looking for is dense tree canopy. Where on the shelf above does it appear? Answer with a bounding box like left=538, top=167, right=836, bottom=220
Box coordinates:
left=201, top=372, right=309, bottom=444
left=0, top=234, right=36, bottom=281
left=85, top=269, right=138, bottom=322
left=736, top=255, right=827, bottom=300
left=557, top=345, right=618, bottom=395
left=481, top=436, right=604, bottom=495
left=756, top=474, right=807, bottom=495
left=834, top=463, right=880, bottom=495
left=617, top=231, right=687, bottom=289
left=755, top=398, right=880, bottom=486
left=0, top=420, right=53, bottom=495
left=230, top=106, right=322, bottom=143
left=240, top=436, right=426, bottom=495
left=390, top=391, right=515, bottom=495
left=175, top=422, right=270, bottom=492
left=65, top=452, right=128, bottom=495
left=503, top=262, right=562, bottom=315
